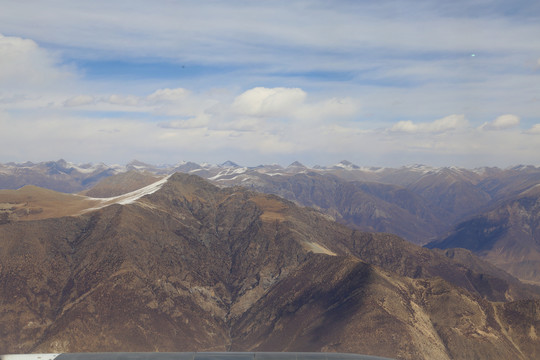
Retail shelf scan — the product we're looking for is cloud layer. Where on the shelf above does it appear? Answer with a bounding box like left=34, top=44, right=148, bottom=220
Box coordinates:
left=0, top=34, right=74, bottom=91
left=390, top=115, right=469, bottom=134
left=1, top=0, right=540, bottom=167
left=480, top=114, right=521, bottom=131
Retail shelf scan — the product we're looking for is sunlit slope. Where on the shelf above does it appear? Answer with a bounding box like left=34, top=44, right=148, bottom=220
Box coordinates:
left=0, top=175, right=169, bottom=222
left=0, top=186, right=101, bottom=221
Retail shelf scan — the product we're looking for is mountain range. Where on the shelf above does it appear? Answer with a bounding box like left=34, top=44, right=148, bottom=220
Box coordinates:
left=1, top=171, right=540, bottom=359
left=2, top=159, right=540, bottom=285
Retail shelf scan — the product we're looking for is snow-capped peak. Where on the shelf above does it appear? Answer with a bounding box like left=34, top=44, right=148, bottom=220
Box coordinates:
left=220, top=160, right=240, bottom=168
left=333, top=160, right=360, bottom=170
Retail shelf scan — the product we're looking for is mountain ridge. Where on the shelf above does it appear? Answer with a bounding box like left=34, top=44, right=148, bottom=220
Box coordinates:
left=1, top=173, right=540, bottom=359
left=3, top=160, right=540, bottom=283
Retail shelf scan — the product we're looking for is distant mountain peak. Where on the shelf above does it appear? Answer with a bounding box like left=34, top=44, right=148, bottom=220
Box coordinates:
left=45, top=159, right=74, bottom=175
left=173, top=161, right=201, bottom=169
left=127, top=159, right=152, bottom=167
left=334, top=160, right=360, bottom=169
left=287, top=161, right=306, bottom=168
left=403, top=164, right=435, bottom=173
left=56, top=158, right=69, bottom=166
left=220, top=160, right=240, bottom=168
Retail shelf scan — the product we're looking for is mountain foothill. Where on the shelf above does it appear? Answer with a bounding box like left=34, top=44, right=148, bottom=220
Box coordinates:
left=1, top=161, right=540, bottom=360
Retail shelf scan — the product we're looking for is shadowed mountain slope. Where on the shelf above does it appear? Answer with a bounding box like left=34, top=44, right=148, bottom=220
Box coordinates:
left=207, top=172, right=449, bottom=244
left=427, top=184, right=540, bottom=285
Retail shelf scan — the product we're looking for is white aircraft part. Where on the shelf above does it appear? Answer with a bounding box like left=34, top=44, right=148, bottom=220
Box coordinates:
left=0, top=355, right=59, bottom=360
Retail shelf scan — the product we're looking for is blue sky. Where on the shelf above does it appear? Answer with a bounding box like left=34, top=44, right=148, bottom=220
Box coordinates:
left=1, top=0, right=539, bottom=167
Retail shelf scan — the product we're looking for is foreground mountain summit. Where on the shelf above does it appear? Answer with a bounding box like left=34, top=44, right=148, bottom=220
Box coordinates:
left=1, top=173, right=539, bottom=360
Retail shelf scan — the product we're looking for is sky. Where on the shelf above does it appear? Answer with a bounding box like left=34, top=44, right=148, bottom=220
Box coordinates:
left=1, top=0, right=539, bottom=168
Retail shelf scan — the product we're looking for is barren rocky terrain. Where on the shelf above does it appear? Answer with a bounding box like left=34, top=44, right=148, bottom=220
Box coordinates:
left=1, top=173, right=539, bottom=359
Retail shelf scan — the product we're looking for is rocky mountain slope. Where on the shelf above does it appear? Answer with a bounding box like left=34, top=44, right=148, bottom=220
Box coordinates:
left=80, top=171, right=162, bottom=198
left=176, top=161, right=540, bottom=244
left=221, top=171, right=448, bottom=244
left=1, top=173, right=540, bottom=360
left=427, top=184, right=540, bottom=285
left=3, top=160, right=540, bottom=245
left=3, top=159, right=540, bottom=280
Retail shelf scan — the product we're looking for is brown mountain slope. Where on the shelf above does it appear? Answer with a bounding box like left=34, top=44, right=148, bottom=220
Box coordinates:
left=405, top=168, right=492, bottom=222
left=0, top=175, right=170, bottom=222
left=231, top=254, right=540, bottom=360
left=209, top=171, right=449, bottom=244
left=0, top=186, right=101, bottom=222
left=81, top=171, right=162, bottom=198
left=1, top=173, right=539, bottom=359
left=427, top=184, right=540, bottom=285
left=477, top=165, right=540, bottom=201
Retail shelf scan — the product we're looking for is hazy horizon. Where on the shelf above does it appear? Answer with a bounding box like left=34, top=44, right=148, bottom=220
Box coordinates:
left=2, top=158, right=540, bottom=171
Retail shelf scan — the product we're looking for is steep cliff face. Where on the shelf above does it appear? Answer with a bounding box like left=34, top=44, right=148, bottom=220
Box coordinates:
left=1, top=173, right=539, bottom=359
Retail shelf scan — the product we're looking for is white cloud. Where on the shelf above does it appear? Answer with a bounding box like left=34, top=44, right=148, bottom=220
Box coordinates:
left=158, top=114, right=211, bottom=130
left=390, top=114, right=468, bottom=133
left=231, top=87, right=306, bottom=117
left=390, top=120, right=417, bottom=133
left=64, top=95, right=95, bottom=107
left=0, top=33, right=75, bottom=91
left=106, top=94, right=140, bottom=107
left=147, top=88, right=190, bottom=104
left=525, top=124, right=540, bottom=134
left=230, top=87, right=359, bottom=124
left=1, top=4, right=540, bottom=168
left=63, top=88, right=192, bottom=110
left=295, top=97, right=359, bottom=121
left=144, top=88, right=212, bottom=117
left=3, top=2, right=540, bottom=67
left=480, top=114, right=520, bottom=131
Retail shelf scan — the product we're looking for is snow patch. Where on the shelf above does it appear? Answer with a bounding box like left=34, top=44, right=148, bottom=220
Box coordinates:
left=208, top=167, right=248, bottom=180
left=357, top=166, right=386, bottom=173
left=114, top=175, right=171, bottom=205
left=403, top=164, right=436, bottom=173
left=200, top=162, right=218, bottom=169
left=0, top=166, right=14, bottom=175
left=71, top=163, right=106, bottom=174
left=333, top=160, right=359, bottom=170
left=83, top=174, right=171, bottom=211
